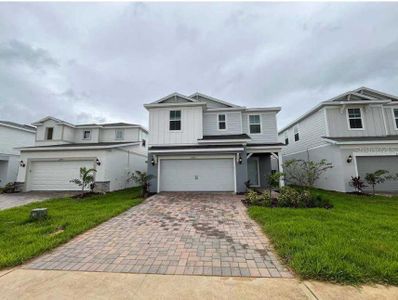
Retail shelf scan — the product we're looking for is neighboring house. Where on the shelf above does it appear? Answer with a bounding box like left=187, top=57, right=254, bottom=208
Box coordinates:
left=144, top=92, right=284, bottom=193
left=0, top=121, right=36, bottom=188
left=16, top=116, right=148, bottom=192
left=279, top=87, right=398, bottom=193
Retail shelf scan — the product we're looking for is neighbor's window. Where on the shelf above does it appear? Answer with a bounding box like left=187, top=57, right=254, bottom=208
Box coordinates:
left=284, top=132, right=289, bottom=145
left=46, top=127, right=53, bottom=140
left=83, top=130, right=91, bottom=140
left=249, top=115, right=261, bottom=134
left=218, top=114, right=226, bottom=130
left=169, top=110, right=181, bottom=131
left=394, top=108, right=398, bottom=129
left=294, top=126, right=299, bottom=142
left=115, top=129, right=124, bottom=140
left=347, top=108, right=363, bottom=129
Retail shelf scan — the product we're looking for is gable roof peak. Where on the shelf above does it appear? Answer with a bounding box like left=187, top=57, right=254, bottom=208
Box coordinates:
left=188, top=92, right=241, bottom=108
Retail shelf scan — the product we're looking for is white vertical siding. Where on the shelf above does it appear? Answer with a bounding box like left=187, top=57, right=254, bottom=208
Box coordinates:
left=203, top=112, right=242, bottom=135
left=148, top=106, right=203, bottom=145
left=0, top=126, right=35, bottom=155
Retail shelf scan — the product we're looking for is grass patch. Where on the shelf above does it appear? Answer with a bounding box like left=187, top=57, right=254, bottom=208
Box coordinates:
left=0, top=188, right=142, bottom=269
left=248, top=189, right=398, bottom=285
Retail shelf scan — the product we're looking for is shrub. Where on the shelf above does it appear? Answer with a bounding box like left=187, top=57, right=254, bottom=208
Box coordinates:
left=246, top=189, right=260, bottom=205
left=277, top=186, right=299, bottom=207
left=297, top=190, right=312, bottom=208
left=2, top=182, right=18, bottom=193
left=349, top=176, right=366, bottom=193
left=283, top=159, right=333, bottom=187
left=260, top=191, right=272, bottom=207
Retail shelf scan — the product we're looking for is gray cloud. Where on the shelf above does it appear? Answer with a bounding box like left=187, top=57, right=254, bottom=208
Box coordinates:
left=0, top=2, right=398, bottom=129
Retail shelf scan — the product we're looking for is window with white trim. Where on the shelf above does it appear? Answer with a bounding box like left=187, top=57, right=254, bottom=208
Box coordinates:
left=46, top=127, right=53, bottom=140
left=294, top=126, right=299, bottom=142
left=83, top=130, right=91, bottom=140
left=169, top=110, right=181, bottom=131
left=115, top=129, right=124, bottom=140
left=347, top=108, right=363, bottom=129
left=218, top=114, right=226, bottom=130
left=284, top=132, right=289, bottom=145
left=249, top=115, right=261, bottom=134
left=394, top=108, right=398, bottom=129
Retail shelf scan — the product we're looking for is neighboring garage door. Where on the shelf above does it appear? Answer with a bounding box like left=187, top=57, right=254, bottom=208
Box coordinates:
left=357, top=156, right=398, bottom=192
left=28, top=160, right=95, bottom=191
left=159, top=158, right=235, bottom=192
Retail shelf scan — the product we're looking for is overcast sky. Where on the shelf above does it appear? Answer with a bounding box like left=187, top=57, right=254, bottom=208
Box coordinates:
left=1, top=2, right=398, bottom=129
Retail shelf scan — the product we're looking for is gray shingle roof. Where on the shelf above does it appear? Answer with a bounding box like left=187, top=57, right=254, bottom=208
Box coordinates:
left=0, top=120, right=36, bottom=131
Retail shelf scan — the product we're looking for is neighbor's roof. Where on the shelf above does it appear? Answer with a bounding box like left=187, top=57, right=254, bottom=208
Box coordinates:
left=0, top=120, right=36, bottom=132
left=279, top=87, right=398, bottom=134
left=31, top=117, right=148, bottom=132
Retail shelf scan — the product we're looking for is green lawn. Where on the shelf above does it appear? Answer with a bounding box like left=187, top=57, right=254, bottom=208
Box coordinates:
left=0, top=188, right=142, bottom=269
left=248, top=189, right=398, bottom=285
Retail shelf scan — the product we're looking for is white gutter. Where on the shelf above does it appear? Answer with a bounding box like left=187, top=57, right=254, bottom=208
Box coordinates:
left=149, top=147, right=244, bottom=153
left=0, top=123, right=36, bottom=133
left=197, top=139, right=250, bottom=144
left=322, top=138, right=398, bottom=145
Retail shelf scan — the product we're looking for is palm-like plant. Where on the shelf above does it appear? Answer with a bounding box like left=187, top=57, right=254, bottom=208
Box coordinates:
left=365, top=170, right=389, bottom=195
left=129, top=171, right=154, bottom=197
left=70, top=167, right=97, bottom=194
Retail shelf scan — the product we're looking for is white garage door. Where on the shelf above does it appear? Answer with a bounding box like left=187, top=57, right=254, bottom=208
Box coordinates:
left=357, top=156, right=398, bottom=192
left=28, top=160, right=95, bottom=191
left=159, top=158, right=235, bottom=192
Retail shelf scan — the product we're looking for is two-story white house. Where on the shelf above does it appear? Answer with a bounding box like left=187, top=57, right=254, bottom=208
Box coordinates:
left=144, top=92, right=283, bottom=193
left=279, top=87, right=398, bottom=193
left=16, top=116, right=148, bottom=192
left=0, top=121, right=36, bottom=187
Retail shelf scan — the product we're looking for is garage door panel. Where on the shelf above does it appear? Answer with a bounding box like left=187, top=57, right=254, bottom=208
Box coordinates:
left=357, top=156, right=398, bottom=192
left=160, top=158, right=234, bottom=192
left=28, top=160, right=95, bottom=191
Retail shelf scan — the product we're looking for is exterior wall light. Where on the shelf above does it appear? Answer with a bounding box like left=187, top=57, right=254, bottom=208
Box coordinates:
left=20, top=160, right=26, bottom=167
left=96, top=158, right=101, bottom=166
left=347, top=155, right=353, bottom=163
left=151, top=156, right=156, bottom=166
left=238, top=153, right=243, bottom=164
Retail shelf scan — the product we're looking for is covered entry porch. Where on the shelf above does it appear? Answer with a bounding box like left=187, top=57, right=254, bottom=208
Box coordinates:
left=246, top=144, right=284, bottom=189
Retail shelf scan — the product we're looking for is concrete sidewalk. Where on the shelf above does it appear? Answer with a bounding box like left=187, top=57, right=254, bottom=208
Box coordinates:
left=1, top=269, right=397, bottom=300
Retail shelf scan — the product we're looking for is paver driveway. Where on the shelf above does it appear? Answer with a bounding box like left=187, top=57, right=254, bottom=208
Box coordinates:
left=26, top=193, right=292, bottom=278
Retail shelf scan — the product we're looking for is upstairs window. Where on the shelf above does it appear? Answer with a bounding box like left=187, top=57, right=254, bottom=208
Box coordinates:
left=169, top=110, right=181, bottom=131
left=284, top=132, right=289, bottom=145
left=142, top=139, right=146, bottom=147
left=46, top=127, right=53, bottom=140
left=347, top=108, right=363, bottom=129
left=83, top=130, right=91, bottom=140
left=394, top=108, right=398, bottom=129
left=249, top=115, right=261, bottom=134
left=294, top=126, right=299, bottom=142
left=218, top=114, right=226, bottom=130
left=115, top=129, right=124, bottom=140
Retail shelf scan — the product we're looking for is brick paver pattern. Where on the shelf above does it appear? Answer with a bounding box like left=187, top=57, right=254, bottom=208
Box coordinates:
left=25, top=193, right=292, bottom=278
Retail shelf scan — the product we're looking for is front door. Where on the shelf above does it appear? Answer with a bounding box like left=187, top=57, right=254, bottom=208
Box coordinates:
left=248, top=157, right=260, bottom=187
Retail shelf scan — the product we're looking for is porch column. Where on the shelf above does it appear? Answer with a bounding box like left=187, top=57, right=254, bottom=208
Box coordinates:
left=278, top=152, right=285, bottom=187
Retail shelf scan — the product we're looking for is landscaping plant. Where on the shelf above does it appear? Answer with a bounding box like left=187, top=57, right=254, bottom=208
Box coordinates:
left=266, top=172, right=283, bottom=197
left=129, top=170, right=154, bottom=197
left=283, top=159, right=333, bottom=188
left=364, top=170, right=389, bottom=195
left=70, top=167, right=97, bottom=195
left=349, top=176, right=366, bottom=194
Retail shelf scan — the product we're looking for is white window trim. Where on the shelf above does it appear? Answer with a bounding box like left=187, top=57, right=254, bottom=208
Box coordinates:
left=168, top=109, right=182, bottom=132
left=293, top=125, right=299, bottom=142
left=83, top=130, right=91, bottom=140
left=248, top=114, right=262, bottom=135
left=346, top=107, right=365, bottom=131
left=248, top=156, right=261, bottom=187
left=115, top=129, right=124, bottom=140
left=392, top=107, right=398, bottom=130
left=217, top=113, right=227, bottom=131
